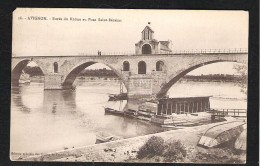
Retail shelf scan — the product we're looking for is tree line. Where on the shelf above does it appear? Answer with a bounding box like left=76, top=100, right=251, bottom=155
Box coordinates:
left=24, top=66, right=245, bottom=80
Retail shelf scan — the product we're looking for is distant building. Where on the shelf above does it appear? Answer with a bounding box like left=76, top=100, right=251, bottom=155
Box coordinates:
left=135, top=25, right=172, bottom=55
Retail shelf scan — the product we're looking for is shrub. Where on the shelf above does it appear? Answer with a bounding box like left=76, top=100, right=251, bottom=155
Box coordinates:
left=137, top=136, right=165, bottom=159
left=163, top=140, right=187, bottom=162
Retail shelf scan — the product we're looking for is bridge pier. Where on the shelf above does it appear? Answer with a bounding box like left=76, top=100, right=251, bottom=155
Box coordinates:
left=127, top=75, right=154, bottom=98
left=44, top=74, right=64, bottom=90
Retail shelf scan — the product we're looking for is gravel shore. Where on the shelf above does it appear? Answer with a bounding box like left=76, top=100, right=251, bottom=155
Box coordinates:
left=15, top=120, right=246, bottom=163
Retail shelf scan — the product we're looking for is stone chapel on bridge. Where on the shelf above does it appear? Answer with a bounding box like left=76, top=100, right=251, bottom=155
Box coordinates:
left=135, top=25, right=172, bottom=55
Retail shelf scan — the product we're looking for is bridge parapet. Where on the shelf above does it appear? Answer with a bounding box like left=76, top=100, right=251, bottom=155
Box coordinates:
left=76, top=48, right=248, bottom=56
left=75, top=48, right=248, bottom=56
left=12, top=48, right=248, bottom=58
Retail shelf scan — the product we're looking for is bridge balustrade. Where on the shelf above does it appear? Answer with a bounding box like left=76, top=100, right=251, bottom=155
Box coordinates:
left=75, top=48, right=248, bottom=56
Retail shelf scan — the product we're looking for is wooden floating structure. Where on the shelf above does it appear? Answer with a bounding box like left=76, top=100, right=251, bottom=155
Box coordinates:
left=105, top=96, right=213, bottom=126
left=156, top=96, right=211, bottom=115
left=138, top=96, right=211, bottom=125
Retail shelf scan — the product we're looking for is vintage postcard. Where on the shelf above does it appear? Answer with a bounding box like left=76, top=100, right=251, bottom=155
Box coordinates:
left=11, top=8, right=248, bottom=163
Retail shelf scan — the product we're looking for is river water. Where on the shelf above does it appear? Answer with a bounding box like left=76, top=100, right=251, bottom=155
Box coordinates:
left=10, top=78, right=247, bottom=154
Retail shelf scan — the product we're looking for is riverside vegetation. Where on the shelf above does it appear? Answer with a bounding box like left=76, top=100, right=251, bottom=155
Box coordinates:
left=134, top=136, right=245, bottom=163
left=136, top=136, right=187, bottom=162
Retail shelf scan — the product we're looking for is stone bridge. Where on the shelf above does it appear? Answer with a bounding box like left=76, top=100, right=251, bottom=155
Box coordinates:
left=12, top=53, right=248, bottom=98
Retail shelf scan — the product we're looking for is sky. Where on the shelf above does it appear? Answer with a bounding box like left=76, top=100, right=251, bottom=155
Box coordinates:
left=14, top=8, right=248, bottom=75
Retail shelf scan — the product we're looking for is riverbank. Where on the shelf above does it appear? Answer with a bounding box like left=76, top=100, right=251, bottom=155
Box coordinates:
left=30, top=75, right=242, bottom=83
left=16, top=119, right=246, bottom=163
left=11, top=80, right=247, bottom=161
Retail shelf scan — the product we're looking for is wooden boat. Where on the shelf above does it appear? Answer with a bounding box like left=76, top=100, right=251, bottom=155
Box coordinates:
left=137, top=109, right=153, bottom=118
left=123, top=111, right=136, bottom=119
left=161, top=124, right=176, bottom=128
left=234, top=126, right=246, bottom=151
left=104, top=107, right=124, bottom=116
left=19, top=79, right=31, bottom=84
left=161, top=124, right=183, bottom=129
left=123, top=109, right=138, bottom=118
left=96, top=135, right=114, bottom=143
left=197, top=121, right=246, bottom=148
left=104, top=100, right=126, bottom=116
left=95, top=132, right=122, bottom=144
left=108, top=78, right=127, bottom=101
left=108, top=93, right=127, bottom=101
left=19, top=73, right=31, bottom=84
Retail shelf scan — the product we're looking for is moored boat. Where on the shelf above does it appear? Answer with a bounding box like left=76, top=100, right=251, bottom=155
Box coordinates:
left=108, top=77, right=127, bottom=101
left=104, top=107, right=124, bottom=116
left=19, top=73, right=31, bottom=84
left=197, top=121, right=246, bottom=148
left=95, top=132, right=122, bottom=144
left=104, top=100, right=126, bottom=116
left=108, top=93, right=127, bottom=101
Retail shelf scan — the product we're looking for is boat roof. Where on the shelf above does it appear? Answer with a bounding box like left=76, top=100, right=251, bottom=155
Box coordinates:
left=144, top=96, right=212, bottom=103
left=159, top=96, right=212, bottom=101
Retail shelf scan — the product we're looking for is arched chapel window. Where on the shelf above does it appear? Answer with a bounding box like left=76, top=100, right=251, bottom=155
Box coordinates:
left=54, top=62, right=58, bottom=73
left=138, top=61, right=146, bottom=74
left=142, top=44, right=152, bottom=54
left=156, top=61, right=164, bottom=71
left=123, top=61, right=130, bottom=71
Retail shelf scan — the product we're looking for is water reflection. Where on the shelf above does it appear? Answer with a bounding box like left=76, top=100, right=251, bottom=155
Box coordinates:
left=51, top=103, right=57, bottom=114
left=11, top=82, right=163, bottom=153
left=42, top=90, right=77, bottom=114
left=11, top=86, right=30, bottom=113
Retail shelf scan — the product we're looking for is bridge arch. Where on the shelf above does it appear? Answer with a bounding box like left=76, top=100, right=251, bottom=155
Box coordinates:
left=62, top=61, right=128, bottom=90
left=142, top=44, right=152, bottom=54
left=156, top=60, right=247, bottom=98
left=11, top=59, right=46, bottom=85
